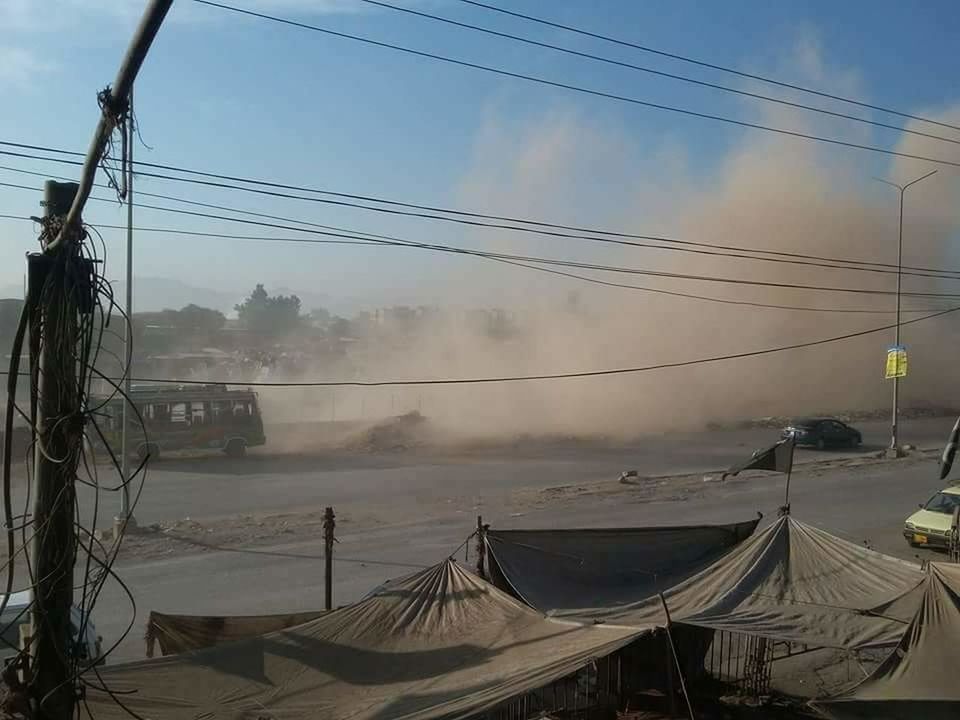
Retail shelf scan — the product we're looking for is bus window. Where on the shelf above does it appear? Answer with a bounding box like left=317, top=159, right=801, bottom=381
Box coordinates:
left=211, top=400, right=231, bottom=421
left=148, top=403, right=170, bottom=425
left=191, top=403, right=208, bottom=425
left=171, top=403, right=188, bottom=424
left=232, top=401, right=251, bottom=417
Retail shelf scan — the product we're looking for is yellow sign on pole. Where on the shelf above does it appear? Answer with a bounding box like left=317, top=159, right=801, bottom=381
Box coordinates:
left=885, top=346, right=907, bottom=379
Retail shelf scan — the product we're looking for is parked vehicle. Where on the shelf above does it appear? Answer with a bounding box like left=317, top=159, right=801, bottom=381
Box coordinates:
left=903, top=486, right=960, bottom=549
left=94, top=383, right=266, bottom=460
left=780, top=418, right=862, bottom=450
left=0, top=590, right=102, bottom=665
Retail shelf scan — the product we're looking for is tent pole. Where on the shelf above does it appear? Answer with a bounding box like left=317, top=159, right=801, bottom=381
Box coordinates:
left=323, top=507, right=336, bottom=610
left=664, top=631, right=677, bottom=716
left=782, top=465, right=792, bottom=514
left=659, top=593, right=696, bottom=719
left=781, top=436, right=795, bottom=514
left=476, top=515, right=487, bottom=578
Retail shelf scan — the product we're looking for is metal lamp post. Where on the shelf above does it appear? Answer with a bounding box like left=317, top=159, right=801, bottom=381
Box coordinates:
left=874, top=169, right=937, bottom=456
left=119, top=88, right=136, bottom=531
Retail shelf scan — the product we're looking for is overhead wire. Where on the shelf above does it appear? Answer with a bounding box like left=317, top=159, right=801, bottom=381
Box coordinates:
left=451, top=0, right=960, bottom=134
left=358, top=0, right=960, bottom=149
left=69, top=196, right=960, bottom=300
left=6, top=212, right=939, bottom=316
left=2, top=141, right=957, bottom=278
left=191, top=0, right=960, bottom=170
left=5, top=159, right=960, bottom=283
left=5, top=178, right=960, bottom=307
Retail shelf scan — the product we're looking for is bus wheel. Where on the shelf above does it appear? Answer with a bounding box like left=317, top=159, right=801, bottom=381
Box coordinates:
left=224, top=439, right=247, bottom=458
left=137, top=443, right=159, bottom=462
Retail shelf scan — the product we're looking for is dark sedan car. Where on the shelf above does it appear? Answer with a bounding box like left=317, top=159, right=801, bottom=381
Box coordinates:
left=780, top=418, right=862, bottom=449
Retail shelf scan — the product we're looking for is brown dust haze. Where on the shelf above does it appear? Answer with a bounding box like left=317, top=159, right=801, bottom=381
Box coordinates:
left=258, top=49, right=960, bottom=445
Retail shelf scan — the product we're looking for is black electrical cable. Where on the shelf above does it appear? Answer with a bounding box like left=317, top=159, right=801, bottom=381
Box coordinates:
left=96, top=197, right=960, bottom=300
left=451, top=0, right=960, bottom=135
left=5, top=178, right=959, bottom=301
left=7, top=213, right=938, bottom=315
left=0, top=297, right=32, bottom=656
left=2, top=141, right=956, bottom=278
left=40, top=166, right=960, bottom=282
left=192, top=0, right=960, bottom=170
left=359, top=0, right=960, bottom=149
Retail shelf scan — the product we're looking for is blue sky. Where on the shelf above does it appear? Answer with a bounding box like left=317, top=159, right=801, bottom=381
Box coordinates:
left=1, top=0, right=958, bottom=313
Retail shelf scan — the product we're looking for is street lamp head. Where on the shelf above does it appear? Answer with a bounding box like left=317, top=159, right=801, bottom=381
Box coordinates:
left=872, top=176, right=903, bottom=192
left=903, top=169, right=938, bottom=190
left=873, top=169, right=938, bottom=193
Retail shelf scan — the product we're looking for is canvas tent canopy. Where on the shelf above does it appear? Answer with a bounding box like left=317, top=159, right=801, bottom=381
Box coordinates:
left=486, top=517, right=760, bottom=616
left=597, top=515, right=925, bottom=650
left=83, top=560, right=641, bottom=720
left=145, top=610, right=327, bottom=657
left=814, top=562, right=960, bottom=720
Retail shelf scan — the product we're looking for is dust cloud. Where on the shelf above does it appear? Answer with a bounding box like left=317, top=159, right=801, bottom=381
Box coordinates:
left=258, top=44, right=960, bottom=447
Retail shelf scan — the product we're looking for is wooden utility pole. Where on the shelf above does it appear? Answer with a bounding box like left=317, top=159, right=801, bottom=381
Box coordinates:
left=323, top=507, right=336, bottom=610
left=29, top=181, right=84, bottom=720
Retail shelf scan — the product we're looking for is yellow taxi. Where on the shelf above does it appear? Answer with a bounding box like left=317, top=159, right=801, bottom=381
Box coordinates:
left=903, top=485, right=960, bottom=548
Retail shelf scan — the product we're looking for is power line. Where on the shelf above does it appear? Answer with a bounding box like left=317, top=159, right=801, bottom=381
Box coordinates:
left=358, top=0, right=960, bottom=149
left=452, top=0, right=960, bottom=135
left=1, top=212, right=939, bottom=315
left=192, top=0, right=960, bottom=170
left=6, top=159, right=959, bottom=282
left=3, top=142, right=958, bottom=279
left=5, top=178, right=960, bottom=300
left=4, top=303, right=956, bottom=387
left=121, top=197, right=960, bottom=298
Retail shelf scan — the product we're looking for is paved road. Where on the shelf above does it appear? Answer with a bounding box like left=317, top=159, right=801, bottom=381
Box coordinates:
left=42, top=416, right=952, bottom=529
left=80, top=416, right=956, bottom=662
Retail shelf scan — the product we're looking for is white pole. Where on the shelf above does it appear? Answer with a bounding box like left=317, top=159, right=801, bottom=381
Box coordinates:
left=874, top=170, right=936, bottom=456
left=119, top=89, right=135, bottom=524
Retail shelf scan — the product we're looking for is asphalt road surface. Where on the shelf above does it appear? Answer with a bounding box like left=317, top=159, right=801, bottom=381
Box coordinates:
left=75, top=417, right=954, bottom=527
left=24, top=416, right=958, bottom=661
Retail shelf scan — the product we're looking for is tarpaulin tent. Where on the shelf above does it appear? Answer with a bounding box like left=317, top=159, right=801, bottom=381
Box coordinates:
left=594, top=516, right=925, bottom=650
left=83, top=560, right=642, bottom=720
left=145, top=610, right=326, bottom=657
left=813, top=562, right=960, bottom=720
left=486, top=518, right=760, bottom=615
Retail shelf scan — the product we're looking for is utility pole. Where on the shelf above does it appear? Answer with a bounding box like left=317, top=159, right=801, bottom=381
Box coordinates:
left=29, top=181, right=84, bottom=720
left=323, top=507, right=336, bottom=610
left=23, top=3, right=173, bottom=717
left=118, top=87, right=135, bottom=532
left=875, top=170, right=937, bottom=457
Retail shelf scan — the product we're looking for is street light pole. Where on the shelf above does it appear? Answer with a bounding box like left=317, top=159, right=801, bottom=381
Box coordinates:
left=119, top=88, right=134, bottom=530
left=875, top=169, right=937, bottom=455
